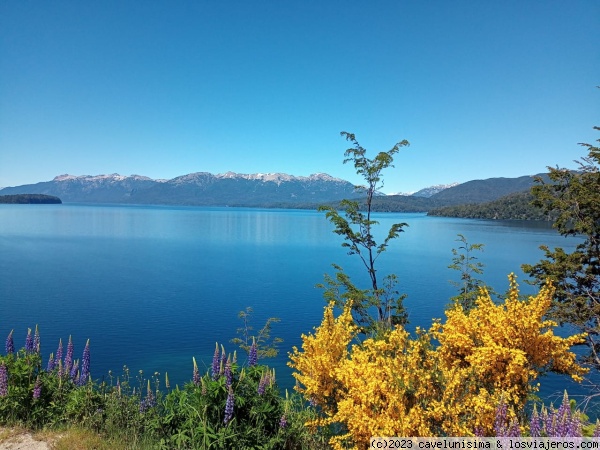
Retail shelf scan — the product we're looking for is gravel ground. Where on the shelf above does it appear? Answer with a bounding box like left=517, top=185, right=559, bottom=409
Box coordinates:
left=0, top=429, right=50, bottom=450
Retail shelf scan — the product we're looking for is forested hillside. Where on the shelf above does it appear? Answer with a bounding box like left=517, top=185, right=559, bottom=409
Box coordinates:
left=427, top=191, right=555, bottom=221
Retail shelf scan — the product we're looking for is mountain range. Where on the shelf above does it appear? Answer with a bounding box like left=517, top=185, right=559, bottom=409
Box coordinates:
left=0, top=171, right=550, bottom=211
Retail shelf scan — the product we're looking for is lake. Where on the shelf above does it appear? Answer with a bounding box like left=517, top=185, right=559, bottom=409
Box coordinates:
left=0, top=203, right=588, bottom=407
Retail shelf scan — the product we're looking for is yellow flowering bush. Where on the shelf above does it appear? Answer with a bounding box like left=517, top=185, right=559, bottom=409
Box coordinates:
left=289, top=274, right=587, bottom=448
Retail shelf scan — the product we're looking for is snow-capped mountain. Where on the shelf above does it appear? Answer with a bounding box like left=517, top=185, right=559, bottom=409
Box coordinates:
left=0, top=172, right=361, bottom=206
left=411, top=183, right=460, bottom=198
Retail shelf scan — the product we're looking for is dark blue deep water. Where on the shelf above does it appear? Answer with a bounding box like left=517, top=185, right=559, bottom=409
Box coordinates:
left=0, top=204, right=589, bottom=408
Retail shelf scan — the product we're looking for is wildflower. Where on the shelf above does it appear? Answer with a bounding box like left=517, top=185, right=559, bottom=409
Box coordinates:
left=0, top=363, right=7, bottom=397
left=55, top=339, right=63, bottom=376
left=220, top=346, right=226, bottom=375
left=211, top=343, right=220, bottom=380
left=593, top=420, right=600, bottom=438
left=248, top=337, right=257, bottom=367
left=224, top=357, right=232, bottom=388
left=201, top=377, right=207, bottom=395
left=70, top=360, right=79, bottom=383
left=5, top=330, right=14, bottom=355
left=258, top=371, right=269, bottom=396
left=192, top=357, right=201, bottom=386
left=33, top=325, right=40, bottom=353
left=25, top=328, right=34, bottom=353
left=64, top=336, right=73, bottom=376
left=139, top=380, right=156, bottom=412
left=279, top=414, right=287, bottom=429
left=79, top=339, right=90, bottom=386
left=530, top=405, right=541, bottom=437
left=46, top=353, right=55, bottom=372
left=224, top=387, right=234, bottom=424
left=33, top=377, right=41, bottom=399
left=494, top=401, right=509, bottom=436
left=165, top=372, right=170, bottom=389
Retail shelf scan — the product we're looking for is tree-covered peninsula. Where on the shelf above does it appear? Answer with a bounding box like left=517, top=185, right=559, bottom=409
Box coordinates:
left=0, top=194, right=62, bottom=204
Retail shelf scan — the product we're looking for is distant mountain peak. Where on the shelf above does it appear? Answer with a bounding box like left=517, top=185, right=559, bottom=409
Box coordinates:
left=411, top=183, right=460, bottom=198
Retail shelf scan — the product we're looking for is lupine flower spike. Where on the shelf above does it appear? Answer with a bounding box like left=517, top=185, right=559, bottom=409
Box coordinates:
left=64, top=336, right=74, bottom=376
left=33, top=376, right=42, bottom=399
left=70, top=359, right=79, bottom=383
left=224, top=386, right=234, bottom=424
left=46, top=353, right=55, bottom=372
left=593, top=420, right=600, bottom=438
left=279, top=414, right=287, bottom=429
left=139, top=379, right=156, bottom=412
left=33, top=325, right=40, bottom=353
left=248, top=337, right=257, bottom=367
left=0, top=363, right=8, bottom=397
left=5, top=330, right=14, bottom=355
left=55, top=339, right=63, bottom=376
left=224, top=356, right=232, bottom=388
left=220, top=345, right=226, bottom=375
left=211, top=343, right=220, bottom=380
left=530, top=404, right=541, bottom=437
left=258, top=370, right=269, bottom=396
left=165, top=372, right=170, bottom=389
left=25, top=328, right=34, bottom=353
left=79, top=339, right=90, bottom=386
left=192, top=357, right=201, bottom=386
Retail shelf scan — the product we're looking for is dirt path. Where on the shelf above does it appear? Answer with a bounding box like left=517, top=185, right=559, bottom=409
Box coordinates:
left=0, top=429, right=50, bottom=450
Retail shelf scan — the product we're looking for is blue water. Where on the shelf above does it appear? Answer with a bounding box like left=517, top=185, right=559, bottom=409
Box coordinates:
left=0, top=203, right=589, bottom=408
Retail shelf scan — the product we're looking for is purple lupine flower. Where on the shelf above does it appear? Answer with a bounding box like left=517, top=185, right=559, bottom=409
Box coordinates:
left=474, top=427, right=484, bottom=437
left=257, top=370, right=272, bottom=395
left=248, top=338, right=257, bottom=367
left=25, top=328, right=34, bottom=354
left=494, top=401, right=509, bottom=436
left=5, top=330, right=14, bottom=355
left=46, top=353, right=55, bottom=372
left=79, top=339, right=90, bottom=386
left=554, top=392, right=571, bottom=437
left=64, top=336, right=74, bottom=377
left=211, top=343, right=220, bottom=380
left=224, top=387, right=234, bottom=424
left=55, top=339, right=63, bottom=375
left=139, top=380, right=156, bottom=413
left=224, top=358, right=232, bottom=388
left=593, top=420, right=600, bottom=438
left=567, top=414, right=582, bottom=438
left=507, top=418, right=521, bottom=437
left=192, top=357, right=201, bottom=386
left=0, top=363, right=7, bottom=397
left=70, top=360, right=79, bottom=383
left=33, top=326, right=40, bottom=354
left=33, top=377, right=42, bottom=399
left=220, top=350, right=226, bottom=376
left=530, top=405, right=541, bottom=437
left=257, top=371, right=268, bottom=396
left=279, top=414, right=287, bottom=429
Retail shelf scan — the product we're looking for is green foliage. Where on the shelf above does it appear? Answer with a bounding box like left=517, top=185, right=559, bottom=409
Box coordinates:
left=230, top=307, right=283, bottom=360
left=428, top=191, right=556, bottom=221
left=0, top=332, right=324, bottom=449
left=0, top=194, right=62, bottom=204
left=448, top=234, right=490, bottom=311
left=522, top=126, right=600, bottom=369
left=318, top=132, right=410, bottom=335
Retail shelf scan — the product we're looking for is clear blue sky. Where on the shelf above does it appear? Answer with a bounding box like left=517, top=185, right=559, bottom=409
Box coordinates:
left=1, top=1, right=598, bottom=193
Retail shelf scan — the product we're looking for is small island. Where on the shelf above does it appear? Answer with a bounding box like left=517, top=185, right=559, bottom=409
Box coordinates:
left=0, top=194, right=62, bottom=204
